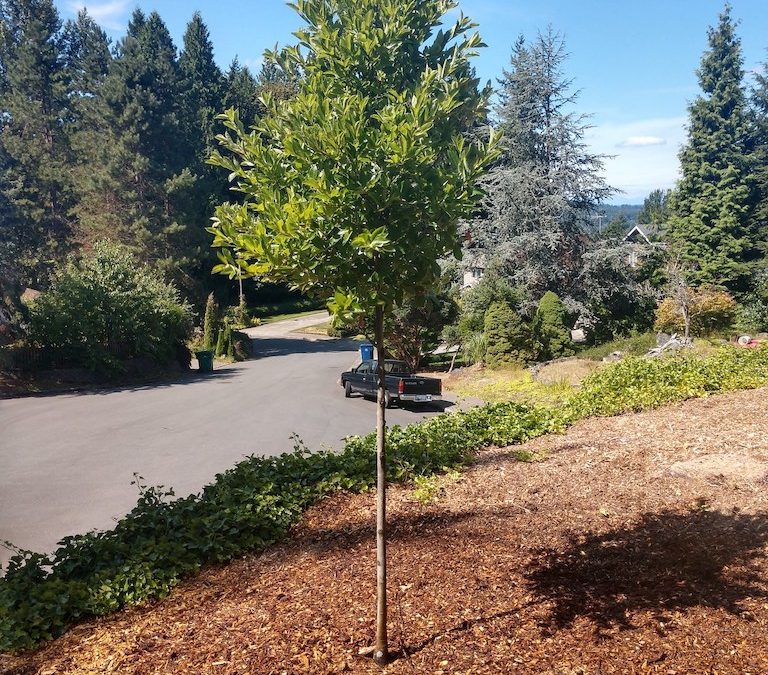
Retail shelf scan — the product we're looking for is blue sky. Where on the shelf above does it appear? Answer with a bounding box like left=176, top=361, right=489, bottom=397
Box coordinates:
left=57, top=0, right=768, bottom=204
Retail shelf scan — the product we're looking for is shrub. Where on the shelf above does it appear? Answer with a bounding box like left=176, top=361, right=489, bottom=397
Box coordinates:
left=202, top=293, right=218, bottom=351
left=566, top=345, right=768, bottom=420
left=654, top=288, right=737, bottom=336
left=484, top=301, right=534, bottom=368
left=533, top=291, right=574, bottom=360
left=28, top=242, right=193, bottom=373
left=736, top=271, right=768, bottom=333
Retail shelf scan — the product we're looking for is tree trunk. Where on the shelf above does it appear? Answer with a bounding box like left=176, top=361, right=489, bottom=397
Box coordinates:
left=373, top=304, right=389, bottom=665
left=448, top=345, right=459, bottom=373
left=683, top=304, right=691, bottom=342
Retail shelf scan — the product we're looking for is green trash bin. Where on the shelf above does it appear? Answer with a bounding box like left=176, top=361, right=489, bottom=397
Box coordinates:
left=195, top=350, right=214, bottom=373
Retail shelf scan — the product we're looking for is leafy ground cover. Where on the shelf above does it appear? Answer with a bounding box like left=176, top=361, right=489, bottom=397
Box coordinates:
left=6, top=386, right=768, bottom=674
left=1, top=347, right=767, bottom=658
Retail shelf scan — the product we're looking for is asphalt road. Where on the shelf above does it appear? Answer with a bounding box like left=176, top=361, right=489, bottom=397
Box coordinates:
left=0, top=313, right=460, bottom=567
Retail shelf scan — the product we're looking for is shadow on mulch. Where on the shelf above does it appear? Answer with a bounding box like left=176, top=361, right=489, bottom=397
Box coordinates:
left=526, top=508, right=768, bottom=634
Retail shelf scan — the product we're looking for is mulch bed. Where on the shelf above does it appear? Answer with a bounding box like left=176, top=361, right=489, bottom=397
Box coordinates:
left=4, top=388, right=768, bottom=674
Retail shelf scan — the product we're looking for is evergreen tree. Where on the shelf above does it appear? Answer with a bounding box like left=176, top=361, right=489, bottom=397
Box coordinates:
left=601, top=214, right=630, bottom=240
left=223, top=58, right=260, bottom=128
left=637, top=188, right=670, bottom=226
left=178, top=12, right=223, bottom=163
left=0, top=0, right=73, bottom=290
left=483, top=301, right=533, bottom=368
left=468, top=28, right=613, bottom=311
left=61, top=9, right=116, bottom=244
left=172, top=12, right=227, bottom=301
left=102, top=11, right=189, bottom=279
left=533, top=291, right=573, bottom=360
left=751, top=56, right=768, bottom=265
left=668, top=6, right=757, bottom=290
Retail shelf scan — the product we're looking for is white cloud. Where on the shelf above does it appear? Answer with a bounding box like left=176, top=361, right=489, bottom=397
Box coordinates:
left=67, top=0, right=130, bottom=31
left=586, top=116, right=686, bottom=203
left=617, top=135, right=667, bottom=148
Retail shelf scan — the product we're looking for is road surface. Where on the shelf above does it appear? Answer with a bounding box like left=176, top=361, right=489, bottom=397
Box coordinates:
left=0, top=313, right=463, bottom=567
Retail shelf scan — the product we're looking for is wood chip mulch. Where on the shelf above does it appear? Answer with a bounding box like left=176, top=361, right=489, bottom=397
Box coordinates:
left=4, top=388, right=768, bottom=674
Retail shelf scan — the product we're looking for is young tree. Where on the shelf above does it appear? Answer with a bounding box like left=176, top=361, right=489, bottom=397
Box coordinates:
left=209, top=0, right=495, bottom=662
left=484, top=301, right=533, bottom=367
left=533, top=291, right=573, bottom=360
left=467, top=28, right=613, bottom=310
left=667, top=6, right=757, bottom=290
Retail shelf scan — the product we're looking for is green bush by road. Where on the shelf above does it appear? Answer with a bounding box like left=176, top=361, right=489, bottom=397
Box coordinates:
left=1, top=346, right=767, bottom=652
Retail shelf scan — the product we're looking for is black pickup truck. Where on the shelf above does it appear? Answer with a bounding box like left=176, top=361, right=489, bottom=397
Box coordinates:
left=340, top=359, right=442, bottom=408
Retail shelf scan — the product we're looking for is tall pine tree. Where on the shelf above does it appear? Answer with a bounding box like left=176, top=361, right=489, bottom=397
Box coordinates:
left=178, top=12, right=223, bottom=164
left=61, top=9, right=116, bottom=244
left=223, top=58, right=260, bottom=128
left=0, top=0, right=72, bottom=291
left=751, top=55, right=768, bottom=267
left=668, top=6, right=757, bottom=290
left=102, top=10, right=185, bottom=270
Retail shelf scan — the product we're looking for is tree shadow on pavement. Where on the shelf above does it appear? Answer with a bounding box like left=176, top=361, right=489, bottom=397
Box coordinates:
left=253, top=336, right=359, bottom=358
left=525, top=509, right=768, bottom=633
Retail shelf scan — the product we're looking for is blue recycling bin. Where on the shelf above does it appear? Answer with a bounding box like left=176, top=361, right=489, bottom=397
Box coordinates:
left=360, top=343, right=374, bottom=361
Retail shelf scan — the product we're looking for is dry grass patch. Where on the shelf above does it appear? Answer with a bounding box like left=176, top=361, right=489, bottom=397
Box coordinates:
left=443, top=360, right=598, bottom=405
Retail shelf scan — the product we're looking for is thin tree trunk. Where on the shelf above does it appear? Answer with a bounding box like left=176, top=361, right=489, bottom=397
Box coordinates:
left=448, top=345, right=459, bottom=373
left=373, top=304, right=389, bottom=665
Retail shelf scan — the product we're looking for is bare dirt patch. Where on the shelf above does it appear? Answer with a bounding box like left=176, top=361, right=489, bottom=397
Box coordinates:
left=5, top=388, right=768, bottom=674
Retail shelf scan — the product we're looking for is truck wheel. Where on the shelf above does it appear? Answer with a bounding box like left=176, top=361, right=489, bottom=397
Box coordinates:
left=345, top=381, right=352, bottom=398
left=385, top=391, right=395, bottom=408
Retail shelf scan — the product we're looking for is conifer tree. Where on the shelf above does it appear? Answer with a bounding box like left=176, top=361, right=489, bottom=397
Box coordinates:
left=468, top=28, right=612, bottom=311
left=637, top=189, right=671, bottom=226
left=668, top=6, right=757, bottom=290
left=0, top=0, right=73, bottom=289
left=179, top=12, right=223, bottom=164
left=102, top=11, right=189, bottom=279
left=223, top=58, right=260, bottom=128
left=751, top=56, right=768, bottom=264
left=61, top=9, right=116, bottom=244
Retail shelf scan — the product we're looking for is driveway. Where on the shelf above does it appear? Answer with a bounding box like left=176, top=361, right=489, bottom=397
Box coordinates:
left=0, top=313, right=464, bottom=567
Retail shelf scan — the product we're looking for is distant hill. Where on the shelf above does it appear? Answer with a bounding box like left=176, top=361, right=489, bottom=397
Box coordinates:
left=598, top=204, right=643, bottom=222
left=585, top=203, right=643, bottom=236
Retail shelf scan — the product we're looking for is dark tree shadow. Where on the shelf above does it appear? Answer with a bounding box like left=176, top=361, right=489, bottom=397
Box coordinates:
left=252, top=336, right=360, bottom=358
left=526, top=509, right=768, bottom=632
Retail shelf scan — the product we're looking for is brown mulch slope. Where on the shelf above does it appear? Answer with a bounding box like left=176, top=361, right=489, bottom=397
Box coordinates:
left=5, top=388, right=768, bottom=675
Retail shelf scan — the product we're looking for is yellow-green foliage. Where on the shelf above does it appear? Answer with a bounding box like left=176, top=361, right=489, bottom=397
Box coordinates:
left=447, top=366, right=576, bottom=405
left=654, top=288, right=737, bottom=336
left=566, top=345, right=768, bottom=419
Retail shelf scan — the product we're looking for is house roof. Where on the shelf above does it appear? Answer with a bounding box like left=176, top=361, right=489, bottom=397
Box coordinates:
left=622, top=224, right=652, bottom=244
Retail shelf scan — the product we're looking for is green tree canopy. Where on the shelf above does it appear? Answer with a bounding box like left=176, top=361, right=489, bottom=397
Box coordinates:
left=637, top=188, right=670, bottom=226
left=668, top=6, right=757, bottom=290
left=210, top=0, right=495, bottom=320
left=0, top=0, right=73, bottom=289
